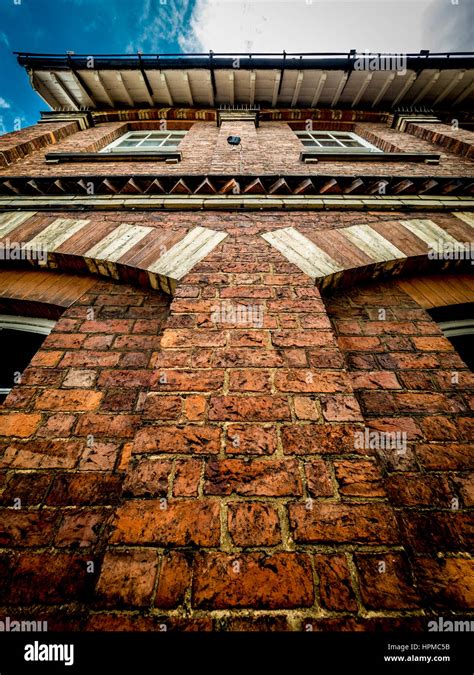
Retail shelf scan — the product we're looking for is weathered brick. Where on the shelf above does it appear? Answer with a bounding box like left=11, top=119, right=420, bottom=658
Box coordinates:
left=192, top=552, right=314, bottom=608
left=209, top=395, right=290, bottom=421
left=110, top=499, right=221, bottom=546
left=227, top=502, right=281, bottom=546
left=96, top=549, right=159, bottom=607
left=314, top=554, right=357, bottom=611
left=35, top=389, right=102, bottom=411
left=289, top=502, right=400, bottom=544
left=355, top=553, right=421, bottom=609
left=204, top=459, right=302, bottom=496
left=133, top=425, right=220, bottom=454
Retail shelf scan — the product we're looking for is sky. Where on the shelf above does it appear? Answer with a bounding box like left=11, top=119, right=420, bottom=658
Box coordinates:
left=0, top=0, right=472, bottom=133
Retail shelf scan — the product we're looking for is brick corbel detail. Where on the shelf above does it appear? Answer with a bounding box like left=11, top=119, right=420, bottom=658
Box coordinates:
left=0, top=121, right=80, bottom=169
left=404, top=122, right=474, bottom=160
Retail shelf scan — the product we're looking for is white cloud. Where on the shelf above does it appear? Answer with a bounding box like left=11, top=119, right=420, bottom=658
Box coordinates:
left=178, top=0, right=462, bottom=54
left=0, top=97, right=11, bottom=109
left=0, top=32, right=9, bottom=48
left=0, top=117, right=6, bottom=134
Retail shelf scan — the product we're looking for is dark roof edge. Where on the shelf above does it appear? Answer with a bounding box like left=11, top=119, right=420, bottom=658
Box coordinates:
left=15, top=51, right=474, bottom=71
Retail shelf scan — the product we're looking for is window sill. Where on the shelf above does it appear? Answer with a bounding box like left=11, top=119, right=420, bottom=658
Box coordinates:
left=301, top=151, right=440, bottom=164
left=45, top=151, right=182, bottom=164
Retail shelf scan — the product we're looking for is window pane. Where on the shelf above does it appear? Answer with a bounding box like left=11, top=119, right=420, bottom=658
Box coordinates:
left=141, top=141, right=163, bottom=148
left=117, top=140, right=140, bottom=148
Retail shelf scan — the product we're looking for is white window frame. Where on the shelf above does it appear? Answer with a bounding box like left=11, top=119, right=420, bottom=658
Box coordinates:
left=295, top=130, right=382, bottom=153
left=101, top=130, right=187, bottom=153
left=0, top=315, right=55, bottom=399
left=438, top=318, right=474, bottom=338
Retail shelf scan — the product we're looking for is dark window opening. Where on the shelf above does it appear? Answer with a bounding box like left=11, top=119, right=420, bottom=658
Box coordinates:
left=428, top=303, right=474, bottom=372
left=0, top=317, right=54, bottom=403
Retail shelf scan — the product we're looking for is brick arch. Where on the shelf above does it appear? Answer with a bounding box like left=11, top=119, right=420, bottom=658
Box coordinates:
left=0, top=211, right=227, bottom=295
left=262, top=212, right=474, bottom=292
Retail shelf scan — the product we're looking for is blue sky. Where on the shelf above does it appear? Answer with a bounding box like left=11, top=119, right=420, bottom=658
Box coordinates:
left=0, top=0, right=472, bottom=133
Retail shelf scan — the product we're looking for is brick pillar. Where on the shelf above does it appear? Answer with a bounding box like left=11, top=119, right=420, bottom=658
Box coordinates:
left=210, top=121, right=264, bottom=174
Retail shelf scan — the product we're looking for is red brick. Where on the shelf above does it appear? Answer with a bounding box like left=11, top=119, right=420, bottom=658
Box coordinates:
left=150, top=369, right=224, bottom=391
left=183, top=395, right=207, bottom=421
left=227, top=502, right=281, bottom=546
left=123, top=457, right=172, bottom=497
left=272, top=331, right=335, bottom=347
left=142, top=394, right=182, bottom=420
left=35, top=389, right=102, bottom=411
left=0, top=510, right=58, bottom=547
left=281, top=423, right=359, bottom=455
left=110, top=499, right=221, bottom=546
left=386, top=473, right=452, bottom=506
left=133, top=425, right=221, bottom=454
left=76, top=414, right=140, bottom=438
left=0, top=413, right=42, bottom=438
left=161, top=329, right=226, bottom=348
left=155, top=551, right=193, bottom=608
left=351, top=371, right=401, bottom=390
left=96, top=549, right=159, bottom=607
left=334, top=460, right=385, bottom=497
left=204, top=459, right=302, bottom=496
left=412, top=336, right=453, bottom=351
left=192, top=552, right=314, bottom=608
left=275, top=369, right=351, bottom=393
left=1, top=439, right=83, bottom=469
left=355, top=553, right=421, bottom=609
left=228, top=370, right=271, bottom=392
left=46, top=472, right=122, bottom=505
left=289, top=502, right=400, bottom=544
left=173, top=458, right=202, bottom=496
left=209, top=395, right=290, bottom=421
left=417, top=443, right=474, bottom=470
left=8, top=553, right=95, bottom=604
left=320, top=395, right=364, bottom=422
left=338, top=336, right=382, bottom=351
left=314, top=554, right=357, bottom=611
left=414, top=558, right=474, bottom=609
left=55, top=509, right=106, bottom=547
left=225, top=425, right=276, bottom=455
left=304, top=459, right=333, bottom=497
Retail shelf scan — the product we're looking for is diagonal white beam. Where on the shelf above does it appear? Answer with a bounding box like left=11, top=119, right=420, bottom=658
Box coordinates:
left=291, top=71, right=304, bottom=107
left=31, top=72, right=61, bottom=109
left=352, top=72, right=374, bottom=107
left=433, top=71, right=465, bottom=106
left=160, top=72, right=173, bottom=106
left=392, top=71, right=417, bottom=106
left=229, top=70, right=235, bottom=106
left=94, top=72, right=115, bottom=108
left=116, top=72, right=134, bottom=107
left=68, top=70, right=96, bottom=108
left=412, top=71, right=440, bottom=105
left=207, top=72, right=214, bottom=106
left=331, top=73, right=349, bottom=107
left=311, top=71, right=327, bottom=107
left=272, top=71, right=281, bottom=107
left=50, top=72, right=78, bottom=109
left=183, top=72, right=194, bottom=106
left=371, top=72, right=395, bottom=108
left=249, top=70, right=256, bottom=106
left=453, top=79, right=474, bottom=105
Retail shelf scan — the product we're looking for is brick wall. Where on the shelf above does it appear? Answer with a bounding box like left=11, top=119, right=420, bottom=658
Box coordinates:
left=0, top=118, right=473, bottom=177
left=0, top=218, right=472, bottom=630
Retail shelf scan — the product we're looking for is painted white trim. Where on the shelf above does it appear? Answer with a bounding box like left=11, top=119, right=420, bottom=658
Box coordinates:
left=295, top=130, right=381, bottom=153
left=101, top=130, right=187, bottom=153
left=439, top=319, right=474, bottom=338
left=0, top=315, right=55, bottom=336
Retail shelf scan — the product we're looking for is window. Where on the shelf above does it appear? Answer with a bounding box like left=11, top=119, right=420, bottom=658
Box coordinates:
left=0, top=315, right=54, bottom=403
left=428, top=304, right=474, bottom=372
left=295, top=131, right=381, bottom=153
left=101, top=130, right=187, bottom=153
